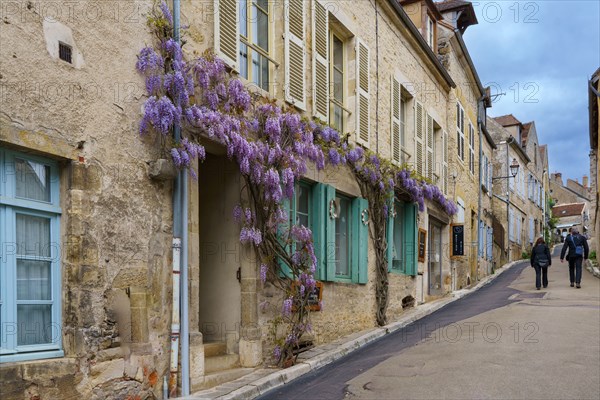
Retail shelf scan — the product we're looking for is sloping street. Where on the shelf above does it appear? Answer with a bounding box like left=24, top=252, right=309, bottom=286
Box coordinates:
left=260, top=248, right=600, bottom=400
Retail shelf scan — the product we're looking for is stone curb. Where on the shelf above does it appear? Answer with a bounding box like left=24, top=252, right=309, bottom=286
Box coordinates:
left=181, top=260, right=523, bottom=400
left=585, top=259, right=600, bottom=278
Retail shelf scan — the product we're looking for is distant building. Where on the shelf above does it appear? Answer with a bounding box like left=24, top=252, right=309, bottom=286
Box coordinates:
left=589, top=67, right=600, bottom=254
left=552, top=203, right=588, bottom=241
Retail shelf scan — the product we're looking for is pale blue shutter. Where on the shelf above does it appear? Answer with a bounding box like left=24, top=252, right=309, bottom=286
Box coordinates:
left=386, top=198, right=395, bottom=272
left=311, top=183, right=327, bottom=281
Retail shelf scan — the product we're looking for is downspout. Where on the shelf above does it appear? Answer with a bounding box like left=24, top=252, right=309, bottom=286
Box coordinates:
left=375, top=0, right=379, bottom=154
left=476, top=96, right=484, bottom=281
left=506, top=138, right=512, bottom=261
left=169, top=0, right=190, bottom=397
left=174, top=0, right=191, bottom=396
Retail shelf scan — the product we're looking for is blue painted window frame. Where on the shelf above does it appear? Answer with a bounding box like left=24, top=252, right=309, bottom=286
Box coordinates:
left=0, top=148, right=63, bottom=363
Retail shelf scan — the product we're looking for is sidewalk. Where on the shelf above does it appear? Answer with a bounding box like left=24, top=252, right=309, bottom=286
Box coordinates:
left=181, top=260, right=525, bottom=400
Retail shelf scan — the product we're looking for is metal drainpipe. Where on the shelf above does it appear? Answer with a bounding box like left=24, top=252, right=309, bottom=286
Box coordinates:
left=506, top=138, right=512, bottom=262
left=174, top=0, right=190, bottom=396
left=476, top=95, right=486, bottom=279
left=169, top=0, right=190, bottom=396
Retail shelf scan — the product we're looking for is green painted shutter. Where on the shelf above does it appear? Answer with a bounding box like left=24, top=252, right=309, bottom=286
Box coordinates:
left=386, top=199, right=394, bottom=273
left=352, top=197, right=369, bottom=284
left=278, top=197, right=292, bottom=278
left=403, top=203, right=417, bottom=276
left=311, top=183, right=327, bottom=281
left=325, top=184, right=336, bottom=281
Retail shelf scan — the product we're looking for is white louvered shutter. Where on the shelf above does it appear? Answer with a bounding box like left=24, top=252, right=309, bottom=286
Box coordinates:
left=356, top=39, right=370, bottom=147
left=214, top=0, right=239, bottom=69
left=488, top=160, right=493, bottom=193
left=442, top=130, right=448, bottom=194
left=391, top=76, right=401, bottom=164
left=312, top=0, right=329, bottom=121
left=285, top=0, right=306, bottom=109
left=415, top=102, right=424, bottom=176
left=426, top=114, right=434, bottom=181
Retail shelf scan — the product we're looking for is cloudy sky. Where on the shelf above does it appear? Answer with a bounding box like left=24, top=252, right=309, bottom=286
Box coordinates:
left=463, top=0, right=600, bottom=183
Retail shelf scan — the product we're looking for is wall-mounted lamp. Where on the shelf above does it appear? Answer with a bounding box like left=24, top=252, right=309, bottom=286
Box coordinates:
left=493, top=158, right=520, bottom=181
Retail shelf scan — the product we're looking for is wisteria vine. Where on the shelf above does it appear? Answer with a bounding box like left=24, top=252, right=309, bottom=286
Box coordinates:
left=137, top=2, right=458, bottom=365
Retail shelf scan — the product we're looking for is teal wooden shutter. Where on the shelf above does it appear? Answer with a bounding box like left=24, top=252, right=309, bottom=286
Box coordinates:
left=278, top=197, right=292, bottom=278
left=386, top=199, right=395, bottom=273
left=352, top=197, right=369, bottom=284
left=325, top=184, right=336, bottom=281
left=403, top=203, right=417, bottom=276
left=311, top=183, right=327, bottom=281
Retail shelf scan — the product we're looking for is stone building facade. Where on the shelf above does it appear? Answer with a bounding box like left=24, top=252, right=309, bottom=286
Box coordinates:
left=552, top=203, right=588, bottom=240
left=520, top=121, right=547, bottom=248
left=488, top=115, right=531, bottom=263
left=1, top=1, right=173, bottom=398
left=435, top=0, right=493, bottom=286
left=589, top=67, right=600, bottom=254
left=1, top=0, right=487, bottom=398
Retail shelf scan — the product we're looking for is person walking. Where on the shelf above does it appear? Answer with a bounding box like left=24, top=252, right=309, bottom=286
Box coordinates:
left=560, top=227, right=589, bottom=288
left=531, top=237, right=552, bottom=290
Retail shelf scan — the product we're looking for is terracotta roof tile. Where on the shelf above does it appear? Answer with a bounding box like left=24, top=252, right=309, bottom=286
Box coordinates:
left=552, top=203, right=585, bottom=217
left=493, top=114, right=521, bottom=127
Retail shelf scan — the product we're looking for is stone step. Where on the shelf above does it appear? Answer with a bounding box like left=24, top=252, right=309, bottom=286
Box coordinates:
left=203, top=341, right=227, bottom=358
left=191, top=367, right=255, bottom=392
left=205, top=354, right=240, bottom=374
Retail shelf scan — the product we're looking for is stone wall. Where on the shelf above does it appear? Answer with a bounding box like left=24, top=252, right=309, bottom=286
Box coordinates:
left=1, top=1, right=173, bottom=398
left=1, top=0, right=481, bottom=397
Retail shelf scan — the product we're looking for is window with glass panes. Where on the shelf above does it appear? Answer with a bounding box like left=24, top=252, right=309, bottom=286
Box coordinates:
left=392, top=203, right=404, bottom=271
left=387, top=201, right=417, bottom=276
left=456, top=103, right=465, bottom=161
left=294, top=182, right=311, bottom=227
left=329, top=32, right=345, bottom=132
left=334, top=195, right=351, bottom=278
left=239, top=0, right=270, bottom=91
left=469, top=123, right=475, bottom=174
left=0, top=149, right=62, bottom=363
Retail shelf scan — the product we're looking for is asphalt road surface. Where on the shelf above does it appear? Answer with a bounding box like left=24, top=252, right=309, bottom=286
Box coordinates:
left=259, top=250, right=600, bottom=400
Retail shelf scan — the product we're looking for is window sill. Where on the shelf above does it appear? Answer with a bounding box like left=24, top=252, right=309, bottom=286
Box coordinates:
left=0, top=349, right=64, bottom=364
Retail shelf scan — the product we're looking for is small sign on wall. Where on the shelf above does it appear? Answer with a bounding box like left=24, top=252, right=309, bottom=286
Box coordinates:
left=452, top=224, right=465, bottom=256
left=292, top=281, right=323, bottom=311
left=418, top=228, right=427, bottom=263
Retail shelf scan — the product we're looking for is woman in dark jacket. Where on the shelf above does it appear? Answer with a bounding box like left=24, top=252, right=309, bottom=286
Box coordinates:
left=531, top=237, right=552, bottom=290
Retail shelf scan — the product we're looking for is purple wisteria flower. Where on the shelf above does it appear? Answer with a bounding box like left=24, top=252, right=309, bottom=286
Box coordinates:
left=260, top=263, right=268, bottom=283
left=240, top=227, right=262, bottom=246
left=273, top=345, right=281, bottom=360
left=282, top=298, right=293, bottom=318
left=290, top=226, right=312, bottom=242
left=159, top=1, right=173, bottom=26
left=233, top=205, right=243, bottom=223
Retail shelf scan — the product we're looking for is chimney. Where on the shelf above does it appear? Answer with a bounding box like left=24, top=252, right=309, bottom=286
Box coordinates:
left=583, top=175, right=589, bottom=187
left=554, top=172, right=563, bottom=185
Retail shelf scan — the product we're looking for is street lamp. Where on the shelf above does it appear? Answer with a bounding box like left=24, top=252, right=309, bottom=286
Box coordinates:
left=493, top=158, right=520, bottom=180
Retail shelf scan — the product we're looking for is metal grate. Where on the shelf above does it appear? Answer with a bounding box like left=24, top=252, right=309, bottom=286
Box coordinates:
left=58, top=42, right=72, bottom=63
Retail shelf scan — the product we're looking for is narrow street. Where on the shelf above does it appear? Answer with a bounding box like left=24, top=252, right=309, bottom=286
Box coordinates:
left=260, top=248, right=600, bottom=400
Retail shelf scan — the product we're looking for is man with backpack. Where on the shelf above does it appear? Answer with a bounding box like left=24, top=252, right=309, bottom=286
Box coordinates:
left=560, top=227, right=589, bottom=288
